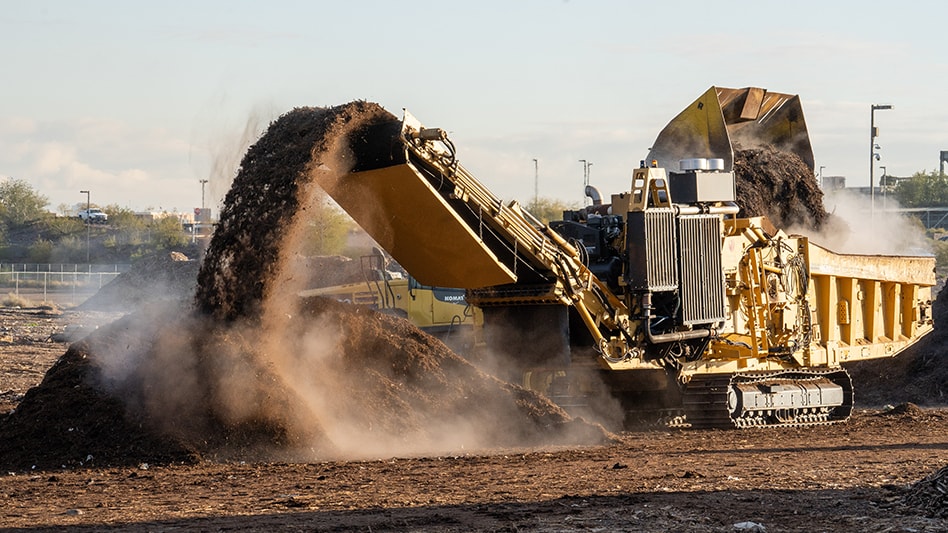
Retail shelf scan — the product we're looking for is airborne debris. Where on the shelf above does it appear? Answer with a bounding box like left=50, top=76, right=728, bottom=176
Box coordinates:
left=0, top=102, right=611, bottom=471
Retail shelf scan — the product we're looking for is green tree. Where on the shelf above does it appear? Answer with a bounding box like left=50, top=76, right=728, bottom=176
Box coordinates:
left=0, top=178, right=49, bottom=227
left=28, top=239, right=54, bottom=262
left=102, top=204, right=147, bottom=248
left=300, top=199, right=351, bottom=255
left=525, top=197, right=581, bottom=224
left=150, top=216, right=188, bottom=249
left=893, top=170, right=948, bottom=207
left=103, top=204, right=142, bottom=228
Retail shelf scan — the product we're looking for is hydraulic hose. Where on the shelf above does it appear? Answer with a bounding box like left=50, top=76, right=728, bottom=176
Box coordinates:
left=642, top=293, right=714, bottom=345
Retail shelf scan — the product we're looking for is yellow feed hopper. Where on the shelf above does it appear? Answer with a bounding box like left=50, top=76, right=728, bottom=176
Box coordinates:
left=647, top=86, right=814, bottom=173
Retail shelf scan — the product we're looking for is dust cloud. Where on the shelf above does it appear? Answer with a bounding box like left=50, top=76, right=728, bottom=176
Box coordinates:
left=798, top=188, right=932, bottom=256
left=86, top=101, right=609, bottom=463
left=731, top=146, right=930, bottom=257
left=190, top=102, right=275, bottom=217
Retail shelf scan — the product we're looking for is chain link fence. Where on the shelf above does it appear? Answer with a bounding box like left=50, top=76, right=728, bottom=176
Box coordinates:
left=0, top=263, right=131, bottom=307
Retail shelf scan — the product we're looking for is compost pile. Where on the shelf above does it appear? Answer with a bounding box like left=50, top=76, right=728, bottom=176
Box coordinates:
left=0, top=102, right=609, bottom=471
left=79, top=252, right=199, bottom=311
left=734, top=146, right=829, bottom=230
left=904, top=464, right=948, bottom=518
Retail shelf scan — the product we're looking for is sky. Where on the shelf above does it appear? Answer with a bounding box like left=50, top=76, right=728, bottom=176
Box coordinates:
left=2, top=0, right=947, bottom=215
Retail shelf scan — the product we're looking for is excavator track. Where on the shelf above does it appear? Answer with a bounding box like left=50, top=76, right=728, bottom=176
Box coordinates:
left=682, top=369, right=853, bottom=429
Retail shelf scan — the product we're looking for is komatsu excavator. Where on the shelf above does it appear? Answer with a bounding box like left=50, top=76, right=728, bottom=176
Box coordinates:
left=300, top=249, right=481, bottom=355
left=313, top=87, right=934, bottom=428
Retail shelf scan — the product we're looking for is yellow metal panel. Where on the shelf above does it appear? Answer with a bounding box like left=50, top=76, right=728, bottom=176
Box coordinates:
left=807, top=243, right=936, bottom=286
left=317, top=163, right=517, bottom=289
left=901, top=283, right=919, bottom=339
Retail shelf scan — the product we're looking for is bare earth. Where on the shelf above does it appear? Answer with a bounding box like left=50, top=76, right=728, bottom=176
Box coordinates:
left=1, top=307, right=946, bottom=532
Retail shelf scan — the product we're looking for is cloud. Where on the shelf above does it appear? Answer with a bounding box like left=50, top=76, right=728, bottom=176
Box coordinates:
left=0, top=116, right=195, bottom=211
left=31, top=141, right=78, bottom=175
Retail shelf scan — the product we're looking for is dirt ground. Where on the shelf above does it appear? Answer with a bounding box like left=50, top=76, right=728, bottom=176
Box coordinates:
left=1, top=307, right=946, bottom=532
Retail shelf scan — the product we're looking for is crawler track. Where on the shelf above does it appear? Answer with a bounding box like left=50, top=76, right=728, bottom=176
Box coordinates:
left=683, top=369, right=854, bottom=429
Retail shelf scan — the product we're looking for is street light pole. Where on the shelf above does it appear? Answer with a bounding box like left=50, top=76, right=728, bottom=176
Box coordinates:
left=199, top=179, right=208, bottom=221
left=870, top=104, right=893, bottom=216
left=79, top=190, right=90, bottom=263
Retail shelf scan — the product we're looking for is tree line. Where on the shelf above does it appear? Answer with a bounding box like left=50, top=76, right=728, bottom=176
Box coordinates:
left=0, top=178, right=362, bottom=263
left=0, top=179, right=196, bottom=263
left=890, top=170, right=948, bottom=207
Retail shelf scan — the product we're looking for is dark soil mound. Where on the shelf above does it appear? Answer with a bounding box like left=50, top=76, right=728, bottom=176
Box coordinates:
left=0, top=323, right=199, bottom=470
left=80, top=252, right=200, bottom=311
left=0, top=297, right=609, bottom=471
left=904, top=464, right=948, bottom=518
left=734, top=146, right=828, bottom=230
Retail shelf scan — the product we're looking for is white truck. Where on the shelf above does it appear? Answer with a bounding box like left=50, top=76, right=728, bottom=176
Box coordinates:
left=77, top=208, right=108, bottom=224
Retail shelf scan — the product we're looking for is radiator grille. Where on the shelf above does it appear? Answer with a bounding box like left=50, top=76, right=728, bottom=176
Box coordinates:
left=678, top=215, right=726, bottom=325
left=627, top=209, right=678, bottom=291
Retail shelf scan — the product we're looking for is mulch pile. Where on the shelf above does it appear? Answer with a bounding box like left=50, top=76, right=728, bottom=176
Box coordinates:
left=79, top=252, right=199, bottom=311
left=904, top=464, right=948, bottom=518
left=0, top=296, right=601, bottom=470
left=734, top=146, right=829, bottom=230
left=0, top=102, right=610, bottom=471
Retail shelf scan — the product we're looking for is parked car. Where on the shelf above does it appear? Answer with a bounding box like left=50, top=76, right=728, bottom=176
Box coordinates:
left=77, top=208, right=108, bottom=224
